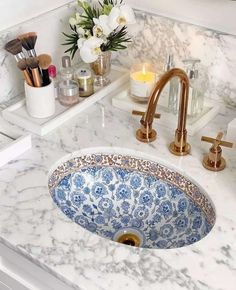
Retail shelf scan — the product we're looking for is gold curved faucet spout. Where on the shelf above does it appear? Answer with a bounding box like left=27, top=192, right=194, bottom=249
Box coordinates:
left=134, top=68, right=191, bottom=156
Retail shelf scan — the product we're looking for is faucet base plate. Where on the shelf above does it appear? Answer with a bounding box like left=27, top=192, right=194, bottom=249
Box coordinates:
left=202, top=155, right=226, bottom=171
left=169, top=142, right=191, bottom=156
left=136, top=129, right=157, bottom=143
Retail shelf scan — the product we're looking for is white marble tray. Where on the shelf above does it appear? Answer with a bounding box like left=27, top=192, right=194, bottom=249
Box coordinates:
left=2, top=66, right=129, bottom=136
left=0, top=119, right=31, bottom=167
left=226, top=117, right=236, bottom=147
left=112, top=88, right=220, bottom=136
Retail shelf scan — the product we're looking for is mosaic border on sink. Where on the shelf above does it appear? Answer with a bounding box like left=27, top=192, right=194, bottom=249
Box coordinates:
left=48, top=154, right=216, bottom=225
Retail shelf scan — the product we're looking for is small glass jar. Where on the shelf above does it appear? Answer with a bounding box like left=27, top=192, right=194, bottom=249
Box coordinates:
left=130, top=63, right=157, bottom=103
left=58, top=80, right=79, bottom=106
left=74, top=68, right=94, bottom=97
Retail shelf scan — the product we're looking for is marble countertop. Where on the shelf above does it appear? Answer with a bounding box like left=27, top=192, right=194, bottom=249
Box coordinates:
left=0, top=90, right=236, bottom=290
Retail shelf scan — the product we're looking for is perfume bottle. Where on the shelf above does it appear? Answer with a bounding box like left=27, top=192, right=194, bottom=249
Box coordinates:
left=60, top=56, right=74, bottom=81
left=165, top=55, right=180, bottom=114
left=183, top=59, right=203, bottom=117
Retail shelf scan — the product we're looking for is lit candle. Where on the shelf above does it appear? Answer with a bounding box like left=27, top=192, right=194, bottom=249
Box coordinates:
left=130, top=63, right=157, bottom=102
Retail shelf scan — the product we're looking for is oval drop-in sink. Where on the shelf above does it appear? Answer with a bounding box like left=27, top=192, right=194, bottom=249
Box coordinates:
left=48, top=152, right=216, bottom=249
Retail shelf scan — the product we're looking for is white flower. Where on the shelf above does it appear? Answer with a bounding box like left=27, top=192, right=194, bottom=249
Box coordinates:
left=108, top=5, right=136, bottom=30
left=93, top=15, right=113, bottom=36
left=77, top=27, right=85, bottom=37
left=80, top=37, right=104, bottom=63
left=75, top=12, right=81, bottom=22
left=93, top=25, right=103, bottom=38
left=77, top=38, right=85, bottom=49
left=69, top=17, right=77, bottom=26
left=69, top=12, right=81, bottom=26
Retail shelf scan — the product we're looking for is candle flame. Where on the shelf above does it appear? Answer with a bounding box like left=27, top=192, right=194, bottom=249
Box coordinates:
left=142, top=65, right=146, bottom=75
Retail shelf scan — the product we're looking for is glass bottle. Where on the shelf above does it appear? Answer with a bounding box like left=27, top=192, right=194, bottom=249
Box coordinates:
left=183, top=59, right=204, bottom=117
left=60, top=56, right=74, bottom=81
left=166, top=54, right=180, bottom=115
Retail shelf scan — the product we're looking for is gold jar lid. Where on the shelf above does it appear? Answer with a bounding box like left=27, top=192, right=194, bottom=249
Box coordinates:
left=75, top=68, right=92, bottom=80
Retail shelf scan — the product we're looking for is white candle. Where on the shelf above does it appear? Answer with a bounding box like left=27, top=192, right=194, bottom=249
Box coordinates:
left=130, top=63, right=157, bottom=102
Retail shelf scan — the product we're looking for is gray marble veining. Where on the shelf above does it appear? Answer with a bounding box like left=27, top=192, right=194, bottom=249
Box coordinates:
left=0, top=94, right=236, bottom=289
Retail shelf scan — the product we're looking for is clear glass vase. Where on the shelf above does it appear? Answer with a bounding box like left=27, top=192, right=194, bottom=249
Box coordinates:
left=90, top=51, right=111, bottom=87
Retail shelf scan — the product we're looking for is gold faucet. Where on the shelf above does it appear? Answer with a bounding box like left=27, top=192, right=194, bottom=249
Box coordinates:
left=132, top=68, right=191, bottom=156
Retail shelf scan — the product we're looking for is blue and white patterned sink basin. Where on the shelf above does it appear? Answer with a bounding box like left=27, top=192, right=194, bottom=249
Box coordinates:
left=48, top=153, right=215, bottom=249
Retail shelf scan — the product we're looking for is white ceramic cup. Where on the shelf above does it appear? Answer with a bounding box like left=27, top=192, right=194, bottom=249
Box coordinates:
left=24, top=81, right=55, bottom=118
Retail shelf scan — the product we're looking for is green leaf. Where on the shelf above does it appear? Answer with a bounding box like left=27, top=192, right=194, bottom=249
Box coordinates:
left=77, top=0, right=89, bottom=9
left=102, top=4, right=113, bottom=15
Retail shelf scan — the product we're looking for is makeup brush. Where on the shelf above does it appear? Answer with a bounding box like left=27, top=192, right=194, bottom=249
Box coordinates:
left=18, top=32, right=37, bottom=57
left=38, top=54, right=52, bottom=86
left=4, top=39, right=26, bottom=62
left=27, top=57, right=42, bottom=87
left=17, top=59, right=34, bottom=87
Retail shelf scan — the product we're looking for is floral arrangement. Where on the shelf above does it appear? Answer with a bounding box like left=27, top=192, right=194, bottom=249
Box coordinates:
left=63, top=0, right=136, bottom=63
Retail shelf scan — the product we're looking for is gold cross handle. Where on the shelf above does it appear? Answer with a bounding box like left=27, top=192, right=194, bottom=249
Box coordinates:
left=132, top=110, right=161, bottom=119
left=201, top=132, right=233, bottom=149
left=201, top=132, right=233, bottom=172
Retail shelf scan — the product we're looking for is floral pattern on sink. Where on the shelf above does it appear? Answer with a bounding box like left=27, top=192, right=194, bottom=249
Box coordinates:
left=49, top=154, right=216, bottom=249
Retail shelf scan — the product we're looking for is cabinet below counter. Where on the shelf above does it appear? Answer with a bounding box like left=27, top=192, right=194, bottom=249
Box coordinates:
left=0, top=242, right=74, bottom=290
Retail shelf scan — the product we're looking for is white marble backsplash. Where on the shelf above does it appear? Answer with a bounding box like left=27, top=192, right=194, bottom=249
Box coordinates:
left=114, top=10, right=236, bottom=108
left=0, top=4, right=236, bottom=108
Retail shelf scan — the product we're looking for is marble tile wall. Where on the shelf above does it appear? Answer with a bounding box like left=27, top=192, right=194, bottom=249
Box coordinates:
left=114, top=11, right=236, bottom=108
left=0, top=4, right=236, bottom=109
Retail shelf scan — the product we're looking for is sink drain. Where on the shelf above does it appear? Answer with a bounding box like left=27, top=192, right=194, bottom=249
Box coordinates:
left=113, top=228, right=145, bottom=247
left=117, top=233, right=141, bottom=247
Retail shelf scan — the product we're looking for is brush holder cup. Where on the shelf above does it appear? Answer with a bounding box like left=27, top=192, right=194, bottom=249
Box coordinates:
left=24, top=81, right=55, bottom=118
